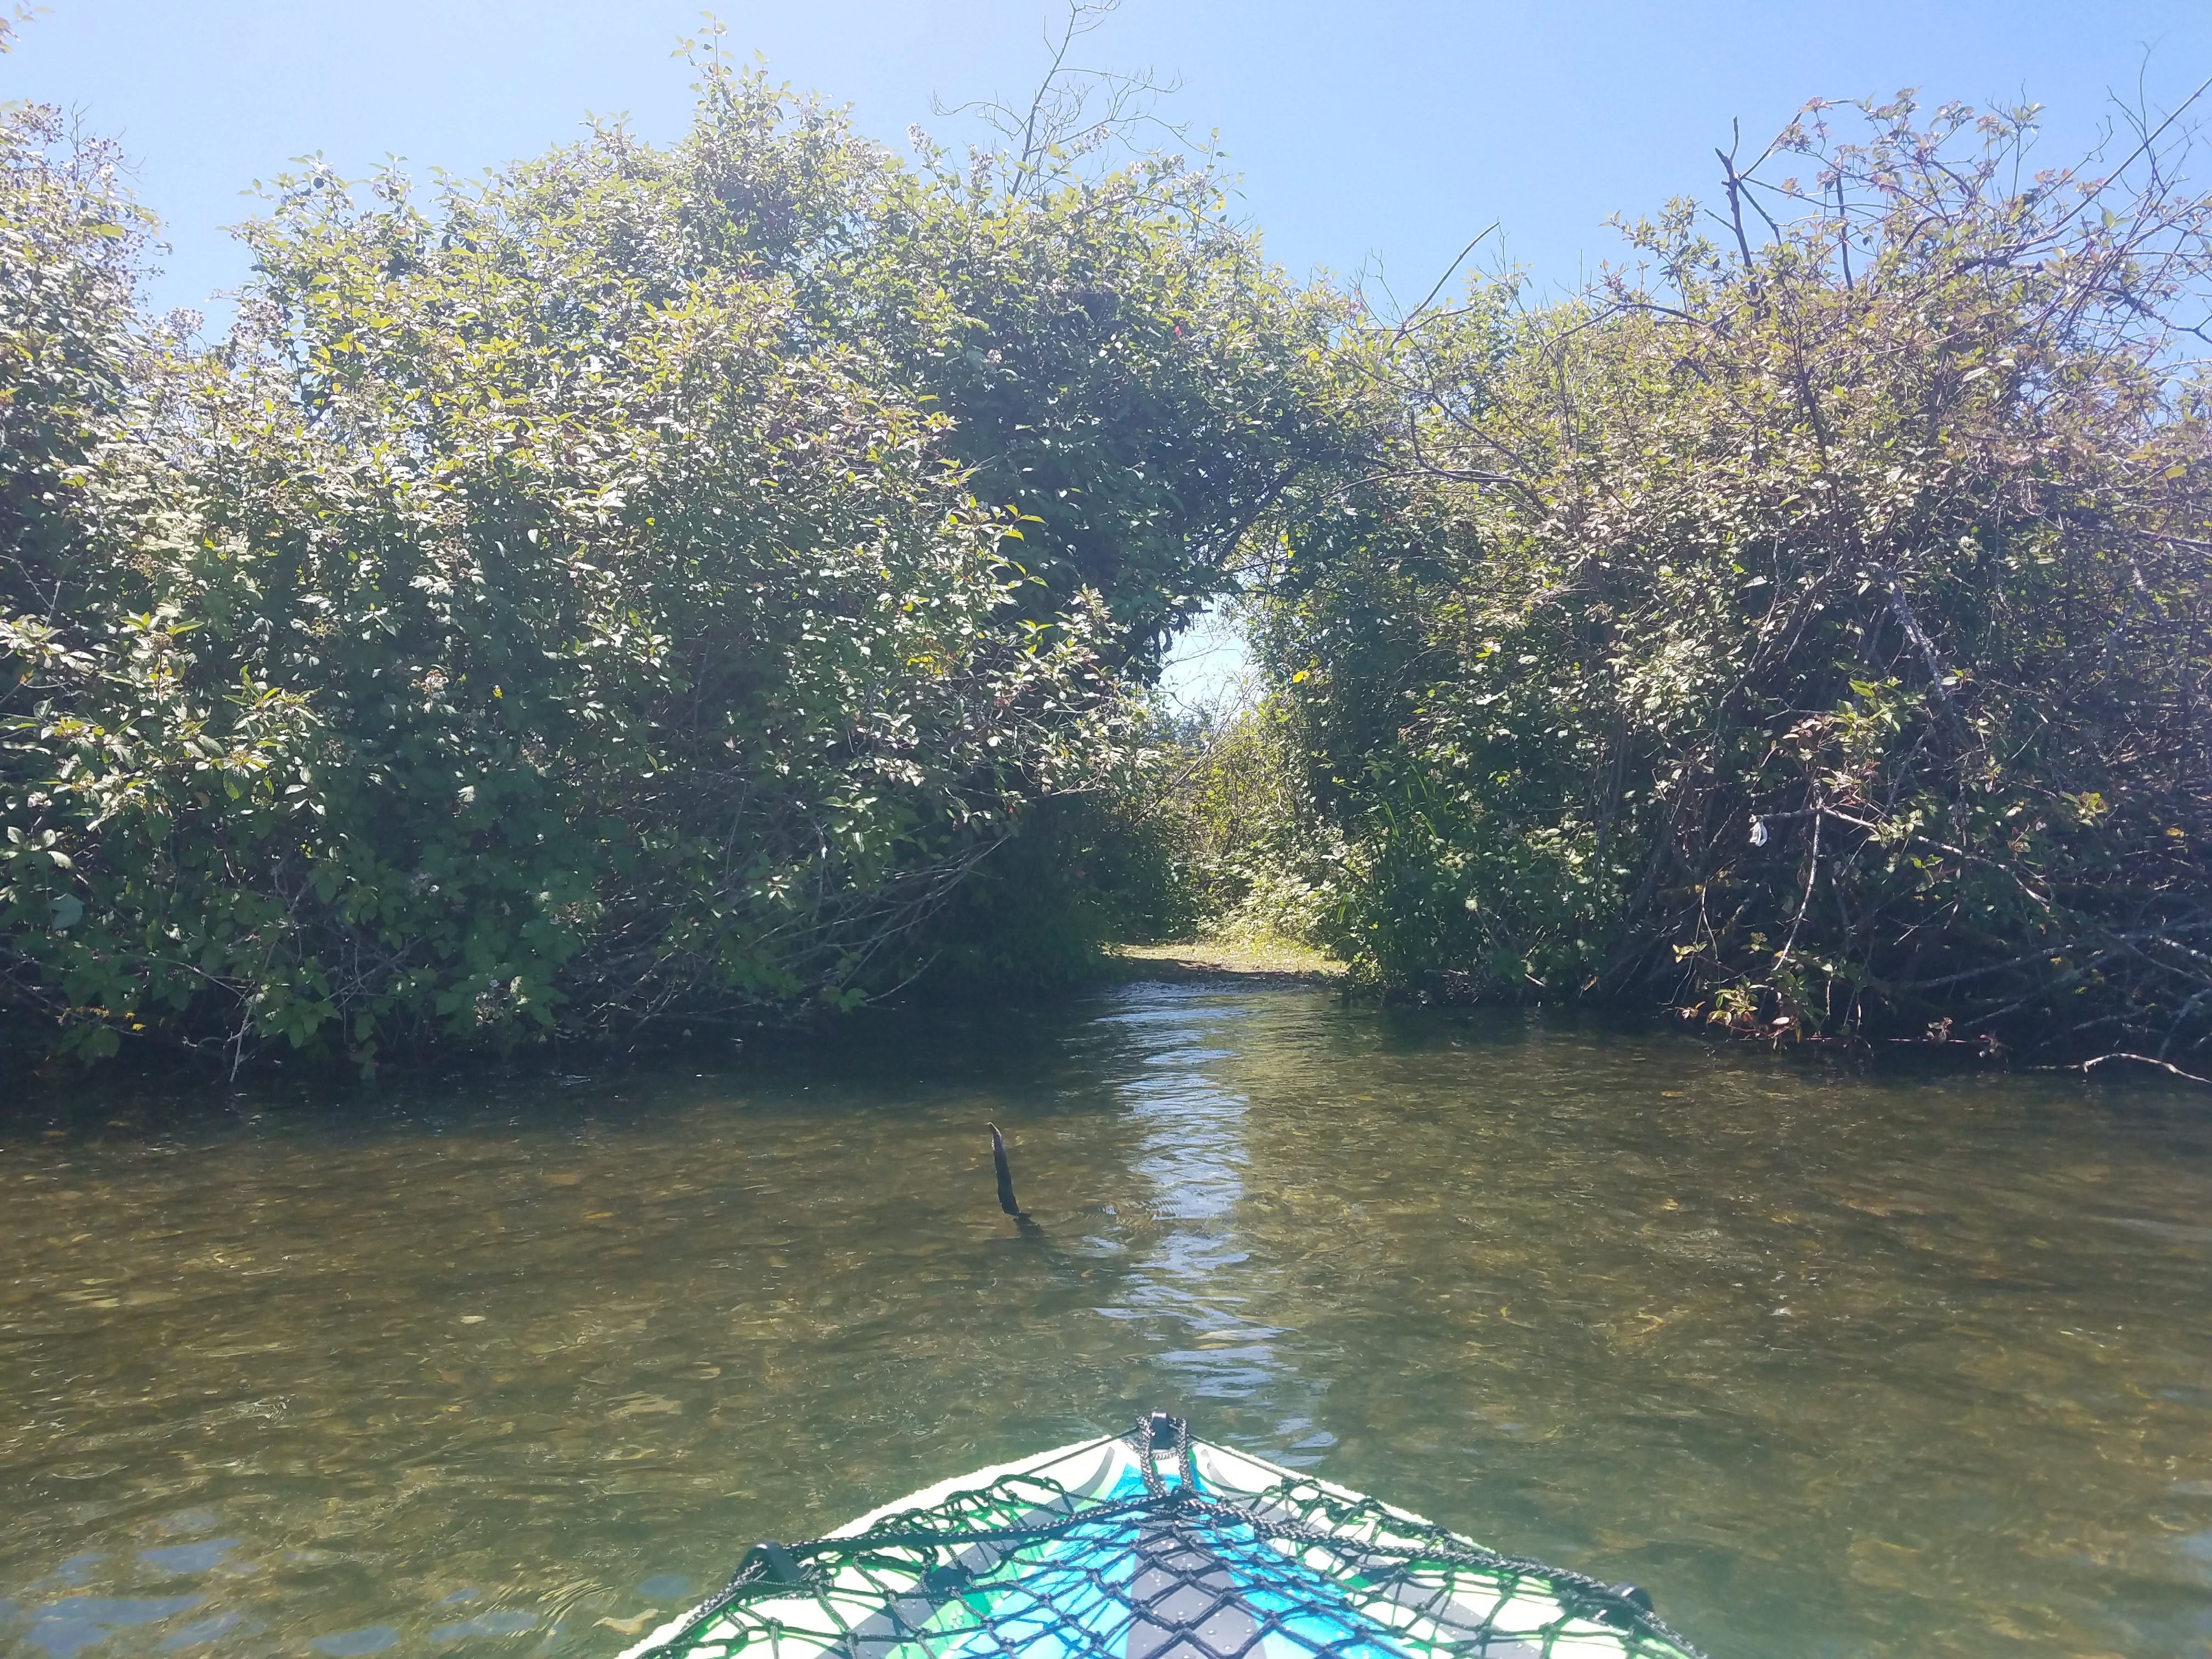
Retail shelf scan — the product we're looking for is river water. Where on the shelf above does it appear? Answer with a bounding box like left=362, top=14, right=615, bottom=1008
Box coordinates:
left=3, top=980, right=2210, bottom=1659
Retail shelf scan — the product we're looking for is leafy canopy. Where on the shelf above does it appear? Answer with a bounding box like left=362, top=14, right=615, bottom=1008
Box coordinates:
left=0, top=45, right=1348, bottom=1069
left=1254, top=93, right=2212, bottom=1068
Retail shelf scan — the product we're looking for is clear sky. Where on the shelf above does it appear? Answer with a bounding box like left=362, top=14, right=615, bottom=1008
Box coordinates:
left=9, top=0, right=2211, bottom=705
left=10, top=0, right=2212, bottom=323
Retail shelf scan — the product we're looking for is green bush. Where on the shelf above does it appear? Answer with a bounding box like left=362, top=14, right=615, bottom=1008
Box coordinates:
left=1144, top=691, right=1345, bottom=949
left=0, top=51, right=1348, bottom=1069
left=925, top=789, right=1194, bottom=990
left=1257, top=96, right=2212, bottom=1063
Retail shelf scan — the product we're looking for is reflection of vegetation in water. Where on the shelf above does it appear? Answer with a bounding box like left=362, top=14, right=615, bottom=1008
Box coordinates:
left=2, top=986, right=2209, bottom=1657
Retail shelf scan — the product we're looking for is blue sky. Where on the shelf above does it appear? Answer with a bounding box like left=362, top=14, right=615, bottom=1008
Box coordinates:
left=11, top=0, right=2212, bottom=322
left=9, top=0, right=2210, bottom=705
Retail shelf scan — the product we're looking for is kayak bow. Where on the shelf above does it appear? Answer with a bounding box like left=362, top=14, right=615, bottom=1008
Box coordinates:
left=620, top=1414, right=1707, bottom=1659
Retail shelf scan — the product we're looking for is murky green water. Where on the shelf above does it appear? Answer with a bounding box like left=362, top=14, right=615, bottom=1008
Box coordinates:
left=4, top=981, right=2211, bottom=1659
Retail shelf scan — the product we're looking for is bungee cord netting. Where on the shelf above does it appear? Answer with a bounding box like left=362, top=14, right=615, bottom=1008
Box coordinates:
left=626, top=1417, right=1708, bottom=1659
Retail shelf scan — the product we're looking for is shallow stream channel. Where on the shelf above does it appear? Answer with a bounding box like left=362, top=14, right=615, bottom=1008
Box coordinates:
left=4, top=979, right=2211, bottom=1658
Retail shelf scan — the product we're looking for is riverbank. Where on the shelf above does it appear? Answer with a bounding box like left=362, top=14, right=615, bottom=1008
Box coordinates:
left=1103, top=938, right=1345, bottom=985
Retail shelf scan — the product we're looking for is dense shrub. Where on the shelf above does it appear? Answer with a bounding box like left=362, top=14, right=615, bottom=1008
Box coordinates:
left=1140, top=690, right=1344, bottom=947
left=1258, top=98, right=2212, bottom=1066
left=13, top=38, right=2210, bottom=1077
left=924, top=788, right=1194, bottom=990
left=0, top=53, right=1347, bottom=1069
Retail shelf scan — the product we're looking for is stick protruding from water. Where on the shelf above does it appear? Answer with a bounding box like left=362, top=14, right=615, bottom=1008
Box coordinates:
left=988, top=1122, right=1022, bottom=1217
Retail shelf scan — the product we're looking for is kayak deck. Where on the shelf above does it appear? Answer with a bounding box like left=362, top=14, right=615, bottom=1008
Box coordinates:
left=621, top=1414, right=1707, bottom=1659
